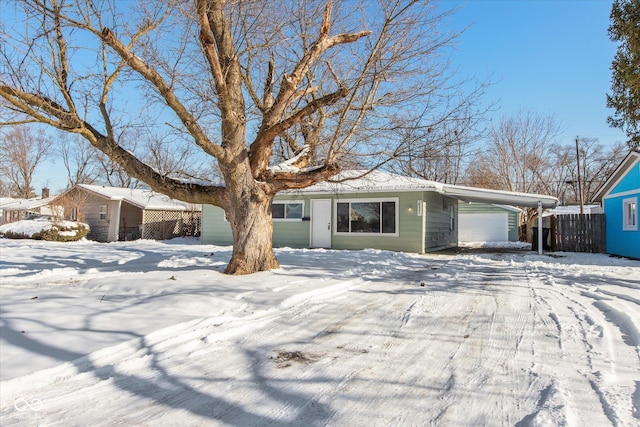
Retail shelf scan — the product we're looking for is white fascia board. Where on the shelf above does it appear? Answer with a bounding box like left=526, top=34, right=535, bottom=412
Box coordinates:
left=592, top=152, right=640, bottom=202
left=441, top=185, right=558, bottom=209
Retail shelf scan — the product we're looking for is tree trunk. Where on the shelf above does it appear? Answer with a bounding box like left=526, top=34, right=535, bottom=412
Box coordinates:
left=224, top=191, right=279, bottom=275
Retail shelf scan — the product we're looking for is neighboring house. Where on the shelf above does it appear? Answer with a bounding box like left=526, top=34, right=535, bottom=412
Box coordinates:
left=0, top=190, right=56, bottom=225
left=591, top=151, right=640, bottom=259
left=52, top=184, right=201, bottom=242
left=0, top=197, right=17, bottom=225
left=458, top=203, right=521, bottom=242
left=201, top=170, right=558, bottom=254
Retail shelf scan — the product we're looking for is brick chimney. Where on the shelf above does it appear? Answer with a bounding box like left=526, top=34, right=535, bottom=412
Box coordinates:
left=42, top=188, right=50, bottom=199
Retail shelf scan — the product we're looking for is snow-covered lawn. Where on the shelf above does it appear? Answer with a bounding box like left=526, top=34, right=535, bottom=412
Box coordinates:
left=1, top=238, right=639, bottom=426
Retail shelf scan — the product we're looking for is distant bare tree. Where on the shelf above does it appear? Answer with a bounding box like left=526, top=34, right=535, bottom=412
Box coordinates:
left=95, top=150, right=141, bottom=189
left=463, top=114, right=627, bottom=209
left=0, top=126, right=50, bottom=198
left=561, top=138, right=627, bottom=205
left=59, top=133, right=101, bottom=187
left=92, top=128, right=142, bottom=189
left=0, top=179, right=10, bottom=197
left=52, top=185, right=91, bottom=222
left=143, top=133, right=210, bottom=183
left=390, top=98, right=488, bottom=184
left=463, top=111, right=563, bottom=194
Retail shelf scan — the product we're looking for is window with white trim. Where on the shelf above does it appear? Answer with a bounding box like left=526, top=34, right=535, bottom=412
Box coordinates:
left=623, top=197, right=637, bottom=231
left=99, top=204, right=107, bottom=221
left=272, top=201, right=304, bottom=220
left=335, top=198, right=398, bottom=235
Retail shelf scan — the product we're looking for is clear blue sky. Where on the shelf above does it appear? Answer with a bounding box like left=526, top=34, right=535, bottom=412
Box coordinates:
left=445, top=0, right=624, bottom=144
left=34, top=0, right=626, bottom=195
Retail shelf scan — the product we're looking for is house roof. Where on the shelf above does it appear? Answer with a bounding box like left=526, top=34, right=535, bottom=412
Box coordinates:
left=591, top=151, right=640, bottom=202
left=286, top=170, right=559, bottom=208
left=0, top=196, right=56, bottom=211
left=73, top=184, right=201, bottom=211
left=542, top=204, right=601, bottom=217
left=0, top=197, right=18, bottom=207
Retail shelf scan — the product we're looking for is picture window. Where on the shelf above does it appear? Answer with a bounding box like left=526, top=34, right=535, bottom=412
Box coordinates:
left=335, top=199, right=398, bottom=235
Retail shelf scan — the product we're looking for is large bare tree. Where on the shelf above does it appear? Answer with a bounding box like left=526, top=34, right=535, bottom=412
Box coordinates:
left=1, top=0, right=478, bottom=274
left=0, top=126, right=51, bottom=198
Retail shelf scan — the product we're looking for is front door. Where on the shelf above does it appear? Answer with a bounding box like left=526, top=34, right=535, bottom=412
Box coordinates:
left=311, top=199, right=332, bottom=248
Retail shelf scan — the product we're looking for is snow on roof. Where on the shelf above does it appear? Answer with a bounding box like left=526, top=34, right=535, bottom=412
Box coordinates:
left=285, top=170, right=558, bottom=208
left=0, top=196, right=57, bottom=211
left=0, top=197, right=18, bottom=207
left=285, top=169, right=442, bottom=193
left=542, top=204, right=601, bottom=217
left=76, top=184, right=201, bottom=211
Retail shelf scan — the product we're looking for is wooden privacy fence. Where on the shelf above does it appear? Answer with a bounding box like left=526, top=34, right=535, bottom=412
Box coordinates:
left=551, top=214, right=605, bottom=253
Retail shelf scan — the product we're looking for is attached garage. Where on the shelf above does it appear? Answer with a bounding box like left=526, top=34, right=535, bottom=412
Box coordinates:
left=458, top=203, right=521, bottom=242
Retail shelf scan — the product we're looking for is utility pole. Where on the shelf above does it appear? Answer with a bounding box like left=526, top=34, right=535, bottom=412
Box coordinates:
left=575, top=136, right=584, bottom=214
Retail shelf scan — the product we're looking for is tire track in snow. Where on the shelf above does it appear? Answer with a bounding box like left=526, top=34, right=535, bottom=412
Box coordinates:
left=2, top=252, right=637, bottom=426
left=523, top=259, right=640, bottom=427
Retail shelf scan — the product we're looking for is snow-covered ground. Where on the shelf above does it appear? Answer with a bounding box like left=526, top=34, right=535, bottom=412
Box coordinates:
left=1, top=238, right=639, bottom=426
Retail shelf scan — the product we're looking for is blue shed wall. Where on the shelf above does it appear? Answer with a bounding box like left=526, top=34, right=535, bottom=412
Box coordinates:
left=602, top=158, right=640, bottom=259
left=609, top=161, right=640, bottom=195
left=604, top=193, right=640, bottom=259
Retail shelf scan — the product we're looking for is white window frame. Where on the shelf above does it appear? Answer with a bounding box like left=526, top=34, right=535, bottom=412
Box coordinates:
left=272, top=200, right=304, bottom=221
left=99, top=204, right=108, bottom=221
left=623, top=197, right=638, bottom=231
left=334, top=197, right=399, bottom=237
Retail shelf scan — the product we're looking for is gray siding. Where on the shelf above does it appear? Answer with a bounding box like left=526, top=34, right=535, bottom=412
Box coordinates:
left=77, top=192, right=112, bottom=242
left=424, top=192, right=458, bottom=251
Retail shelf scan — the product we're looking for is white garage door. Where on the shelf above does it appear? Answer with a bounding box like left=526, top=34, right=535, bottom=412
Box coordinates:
left=458, top=213, right=508, bottom=242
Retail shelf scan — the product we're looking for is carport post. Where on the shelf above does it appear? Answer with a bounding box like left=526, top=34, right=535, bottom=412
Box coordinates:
left=537, top=201, right=543, bottom=255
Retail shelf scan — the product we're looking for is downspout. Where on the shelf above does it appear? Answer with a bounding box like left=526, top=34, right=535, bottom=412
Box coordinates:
left=537, top=201, right=543, bottom=255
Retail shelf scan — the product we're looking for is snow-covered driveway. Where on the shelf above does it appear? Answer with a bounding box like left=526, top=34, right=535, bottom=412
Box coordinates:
left=1, top=239, right=638, bottom=425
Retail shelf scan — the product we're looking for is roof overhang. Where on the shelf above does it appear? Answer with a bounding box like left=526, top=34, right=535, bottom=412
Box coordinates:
left=591, top=151, right=640, bottom=202
left=440, top=184, right=558, bottom=209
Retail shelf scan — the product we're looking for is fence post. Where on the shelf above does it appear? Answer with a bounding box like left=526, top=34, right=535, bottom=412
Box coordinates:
left=537, top=201, right=543, bottom=255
